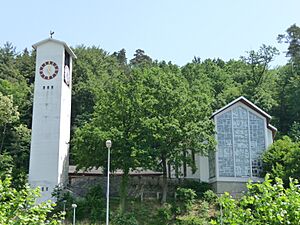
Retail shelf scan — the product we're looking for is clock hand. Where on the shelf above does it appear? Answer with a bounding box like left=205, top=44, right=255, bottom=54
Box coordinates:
left=47, top=65, right=51, bottom=75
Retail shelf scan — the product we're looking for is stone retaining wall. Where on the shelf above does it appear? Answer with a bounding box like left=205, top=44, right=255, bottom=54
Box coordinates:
left=69, top=175, right=186, bottom=199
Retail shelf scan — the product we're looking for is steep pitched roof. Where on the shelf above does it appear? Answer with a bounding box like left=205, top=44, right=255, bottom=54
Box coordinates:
left=32, top=38, right=77, bottom=59
left=212, top=96, right=272, bottom=120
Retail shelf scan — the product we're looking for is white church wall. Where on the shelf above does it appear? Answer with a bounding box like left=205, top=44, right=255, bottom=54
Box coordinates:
left=199, top=156, right=209, bottom=182
left=267, top=129, right=273, bottom=147
left=57, top=55, right=72, bottom=185
left=170, top=153, right=209, bottom=183
left=185, top=152, right=201, bottom=179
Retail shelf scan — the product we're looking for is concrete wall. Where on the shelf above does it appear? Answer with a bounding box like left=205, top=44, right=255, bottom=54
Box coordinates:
left=211, top=181, right=248, bottom=197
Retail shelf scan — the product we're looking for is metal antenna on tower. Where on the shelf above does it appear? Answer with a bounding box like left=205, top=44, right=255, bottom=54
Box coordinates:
left=50, top=31, right=54, bottom=38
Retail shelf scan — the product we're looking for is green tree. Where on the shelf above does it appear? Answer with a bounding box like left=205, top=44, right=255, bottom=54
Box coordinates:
left=0, top=175, right=62, bottom=224
left=239, top=45, right=279, bottom=111
left=71, top=46, right=117, bottom=128
left=275, top=24, right=300, bottom=134
left=139, top=64, right=215, bottom=202
left=278, top=23, right=300, bottom=71
left=129, top=49, right=152, bottom=67
left=262, top=136, right=300, bottom=183
left=0, top=93, right=19, bottom=153
left=15, top=48, right=36, bottom=85
left=72, top=61, right=148, bottom=212
left=0, top=153, right=13, bottom=178
left=288, top=121, right=300, bottom=141
left=0, top=42, right=32, bottom=188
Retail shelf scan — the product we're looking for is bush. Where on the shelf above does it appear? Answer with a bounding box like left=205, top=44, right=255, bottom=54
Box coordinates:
left=111, top=211, right=138, bottom=225
left=0, top=175, right=62, bottom=224
left=178, top=180, right=211, bottom=198
left=177, top=215, right=209, bottom=225
left=174, top=188, right=197, bottom=215
left=211, top=174, right=300, bottom=224
left=176, top=200, right=210, bottom=225
left=203, top=190, right=218, bottom=204
left=154, top=203, right=173, bottom=224
left=54, top=183, right=105, bottom=223
left=262, top=136, right=300, bottom=184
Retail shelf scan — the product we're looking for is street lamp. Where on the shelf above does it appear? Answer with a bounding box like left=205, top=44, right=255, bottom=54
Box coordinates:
left=72, top=203, right=77, bottom=225
left=105, top=140, right=112, bottom=225
left=63, top=200, right=67, bottom=212
left=63, top=200, right=67, bottom=223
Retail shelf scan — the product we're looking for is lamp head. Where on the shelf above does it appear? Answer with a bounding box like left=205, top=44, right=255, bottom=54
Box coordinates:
left=106, top=140, right=112, bottom=148
left=72, top=204, right=77, bottom=208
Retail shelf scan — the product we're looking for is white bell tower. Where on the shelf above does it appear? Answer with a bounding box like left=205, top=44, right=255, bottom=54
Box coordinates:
left=29, top=38, right=76, bottom=203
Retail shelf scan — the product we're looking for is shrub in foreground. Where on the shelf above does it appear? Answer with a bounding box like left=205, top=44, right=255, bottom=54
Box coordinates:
left=212, top=174, right=300, bottom=225
left=0, top=175, right=62, bottom=225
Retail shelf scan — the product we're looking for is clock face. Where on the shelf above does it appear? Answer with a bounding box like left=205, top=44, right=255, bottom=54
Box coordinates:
left=39, top=61, right=59, bottom=80
left=64, top=65, right=70, bottom=86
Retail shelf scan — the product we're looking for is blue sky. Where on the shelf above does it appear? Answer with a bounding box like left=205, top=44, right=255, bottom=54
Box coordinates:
left=1, top=0, right=299, bottom=66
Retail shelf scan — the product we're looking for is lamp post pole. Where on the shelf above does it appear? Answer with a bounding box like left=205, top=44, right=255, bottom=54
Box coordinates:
left=105, top=140, right=112, bottom=225
left=63, top=200, right=67, bottom=224
left=71, top=203, right=77, bottom=225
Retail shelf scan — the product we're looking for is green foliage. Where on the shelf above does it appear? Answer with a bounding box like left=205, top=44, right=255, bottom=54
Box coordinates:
left=177, top=180, right=211, bottom=198
left=154, top=203, right=173, bottom=225
left=0, top=153, right=13, bottom=177
left=262, top=136, right=300, bottom=183
left=174, top=188, right=197, bottom=215
left=212, top=174, right=300, bottom=225
left=72, top=54, right=151, bottom=210
left=129, top=49, right=152, bottom=67
left=54, top=183, right=105, bottom=223
left=177, top=215, right=209, bottom=225
left=111, top=211, right=138, bottom=225
left=278, top=23, right=300, bottom=68
left=154, top=198, right=211, bottom=225
left=0, top=92, right=19, bottom=127
left=275, top=24, right=300, bottom=133
left=203, top=190, right=218, bottom=204
left=0, top=175, right=62, bottom=224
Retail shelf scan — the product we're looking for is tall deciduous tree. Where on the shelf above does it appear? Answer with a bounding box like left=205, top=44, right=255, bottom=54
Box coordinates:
left=139, top=63, right=215, bottom=202
left=0, top=43, right=32, bottom=187
left=278, top=23, right=300, bottom=71
left=275, top=24, right=300, bottom=134
left=240, top=45, right=279, bottom=111
left=72, top=55, right=148, bottom=212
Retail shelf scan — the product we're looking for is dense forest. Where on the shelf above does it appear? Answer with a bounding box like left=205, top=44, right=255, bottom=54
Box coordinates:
left=1, top=24, right=300, bottom=214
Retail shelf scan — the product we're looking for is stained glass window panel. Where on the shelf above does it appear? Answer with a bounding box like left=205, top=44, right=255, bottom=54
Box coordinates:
left=232, top=107, right=251, bottom=177
left=216, top=111, right=234, bottom=177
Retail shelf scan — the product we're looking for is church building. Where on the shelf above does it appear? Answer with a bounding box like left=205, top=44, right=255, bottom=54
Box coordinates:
left=183, top=96, right=277, bottom=194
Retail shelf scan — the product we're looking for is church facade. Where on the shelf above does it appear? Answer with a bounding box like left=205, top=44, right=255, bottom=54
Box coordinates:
left=182, top=96, right=276, bottom=194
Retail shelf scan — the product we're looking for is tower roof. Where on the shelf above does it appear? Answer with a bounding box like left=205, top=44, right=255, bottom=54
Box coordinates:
left=32, top=38, right=77, bottom=59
